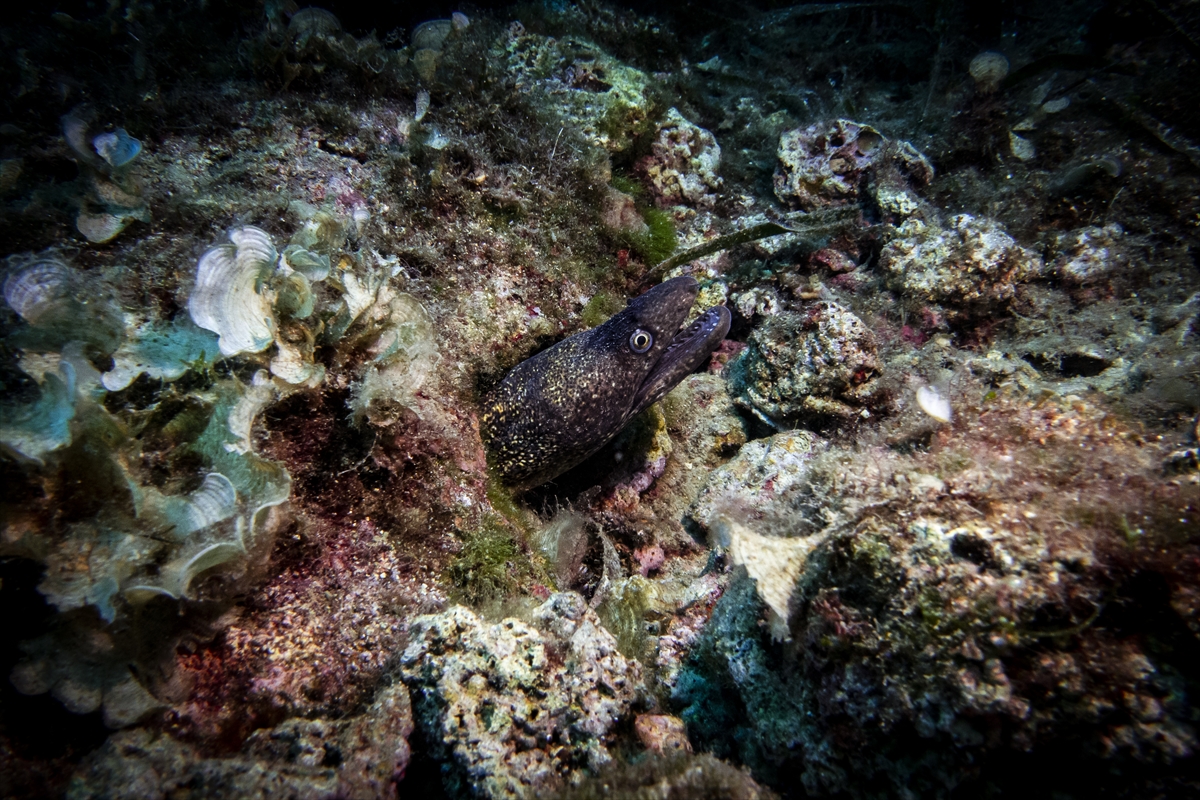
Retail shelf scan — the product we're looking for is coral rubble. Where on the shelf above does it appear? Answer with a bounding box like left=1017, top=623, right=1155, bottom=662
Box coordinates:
left=400, top=594, right=642, bottom=799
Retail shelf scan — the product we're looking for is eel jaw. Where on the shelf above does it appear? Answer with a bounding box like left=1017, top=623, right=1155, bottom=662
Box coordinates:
left=630, top=303, right=731, bottom=417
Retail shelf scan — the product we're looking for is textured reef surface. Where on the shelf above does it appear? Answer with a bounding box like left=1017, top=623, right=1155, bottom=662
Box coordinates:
left=1, top=1, right=1199, bottom=798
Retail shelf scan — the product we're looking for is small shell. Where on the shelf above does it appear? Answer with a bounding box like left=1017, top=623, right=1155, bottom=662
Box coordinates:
left=91, top=128, right=142, bottom=169
left=76, top=211, right=130, bottom=243
left=3, top=257, right=72, bottom=324
left=413, top=48, right=440, bottom=82
left=1042, top=97, right=1070, bottom=114
left=188, top=226, right=278, bottom=356
left=1009, top=131, right=1036, bottom=161
left=916, top=385, right=952, bottom=423
left=969, top=51, right=1009, bottom=92
left=412, top=18, right=452, bottom=51
left=414, top=89, right=431, bottom=123
left=288, top=6, right=341, bottom=37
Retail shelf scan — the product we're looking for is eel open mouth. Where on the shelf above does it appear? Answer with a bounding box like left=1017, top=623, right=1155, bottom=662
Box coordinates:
left=631, top=302, right=731, bottom=416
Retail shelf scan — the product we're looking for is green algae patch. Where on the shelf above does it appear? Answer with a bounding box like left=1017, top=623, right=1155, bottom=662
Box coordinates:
left=596, top=574, right=658, bottom=660
left=580, top=289, right=623, bottom=328
left=449, top=481, right=555, bottom=606
left=483, top=475, right=541, bottom=539
left=449, top=523, right=521, bottom=605
left=609, top=204, right=679, bottom=266
left=610, top=173, right=646, bottom=200
left=602, top=175, right=678, bottom=266
left=635, top=207, right=679, bottom=265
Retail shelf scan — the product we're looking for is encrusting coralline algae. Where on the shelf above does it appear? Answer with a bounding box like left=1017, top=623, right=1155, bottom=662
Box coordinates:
left=0, top=2, right=1199, bottom=799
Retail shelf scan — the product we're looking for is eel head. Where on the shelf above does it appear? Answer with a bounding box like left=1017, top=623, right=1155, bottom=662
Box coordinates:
left=481, top=276, right=730, bottom=489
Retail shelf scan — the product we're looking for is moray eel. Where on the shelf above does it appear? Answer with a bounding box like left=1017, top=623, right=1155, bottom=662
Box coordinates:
left=481, top=276, right=731, bottom=490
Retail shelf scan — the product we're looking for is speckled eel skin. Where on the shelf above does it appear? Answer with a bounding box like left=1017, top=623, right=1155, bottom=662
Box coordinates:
left=480, top=276, right=731, bottom=489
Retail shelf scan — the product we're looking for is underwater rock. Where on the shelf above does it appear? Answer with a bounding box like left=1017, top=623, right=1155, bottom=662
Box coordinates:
left=675, top=393, right=1200, bottom=796
left=873, top=182, right=923, bottom=218
left=773, top=119, right=932, bottom=211
left=551, top=753, right=777, bottom=800
left=647, top=373, right=748, bottom=518
left=688, top=429, right=829, bottom=639
left=880, top=213, right=1044, bottom=309
left=731, top=302, right=882, bottom=424
left=400, top=593, right=643, bottom=799
left=242, top=682, right=414, bottom=798
left=636, top=108, right=723, bottom=208
left=501, top=29, right=656, bottom=154
left=599, top=186, right=649, bottom=236
left=1052, top=223, right=1128, bottom=284
left=67, top=728, right=336, bottom=800
left=68, top=682, right=412, bottom=799
left=1165, top=413, right=1200, bottom=475
left=169, top=505, right=429, bottom=742
left=596, top=403, right=674, bottom=513
left=731, top=286, right=780, bottom=323
left=633, top=714, right=691, bottom=754
left=533, top=508, right=604, bottom=594
left=585, top=371, right=748, bottom=532
left=672, top=574, right=807, bottom=783
left=688, top=430, right=825, bottom=532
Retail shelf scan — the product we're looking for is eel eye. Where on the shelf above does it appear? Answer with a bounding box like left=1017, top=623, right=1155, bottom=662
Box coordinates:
left=629, top=329, right=654, bottom=353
